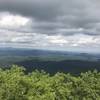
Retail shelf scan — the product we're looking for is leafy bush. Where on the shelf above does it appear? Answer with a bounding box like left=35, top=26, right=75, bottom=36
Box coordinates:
left=0, top=65, right=100, bottom=100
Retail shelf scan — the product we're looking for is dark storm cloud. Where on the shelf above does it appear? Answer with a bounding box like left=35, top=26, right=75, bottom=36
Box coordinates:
left=0, top=0, right=61, bottom=21
left=0, top=0, right=100, bottom=35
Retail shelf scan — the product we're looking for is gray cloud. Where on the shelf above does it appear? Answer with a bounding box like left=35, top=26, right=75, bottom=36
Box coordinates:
left=0, top=0, right=100, bottom=35
left=0, top=0, right=100, bottom=52
left=0, top=0, right=61, bottom=21
left=0, top=28, right=100, bottom=53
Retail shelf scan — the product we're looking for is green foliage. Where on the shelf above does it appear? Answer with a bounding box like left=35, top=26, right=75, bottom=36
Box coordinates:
left=0, top=65, right=100, bottom=100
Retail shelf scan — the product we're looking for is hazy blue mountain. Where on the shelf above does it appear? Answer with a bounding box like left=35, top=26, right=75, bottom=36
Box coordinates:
left=0, top=47, right=100, bottom=74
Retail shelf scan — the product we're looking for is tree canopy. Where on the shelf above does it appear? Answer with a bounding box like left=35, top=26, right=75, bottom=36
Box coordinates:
left=0, top=65, right=100, bottom=100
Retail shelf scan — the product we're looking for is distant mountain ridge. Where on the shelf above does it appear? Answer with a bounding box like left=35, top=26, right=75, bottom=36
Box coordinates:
left=0, top=47, right=100, bottom=74
left=0, top=47, right=100, bottom=62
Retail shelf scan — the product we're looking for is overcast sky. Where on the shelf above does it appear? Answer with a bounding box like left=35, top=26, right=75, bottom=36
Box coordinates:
left=0, top=0, right=100, bottom=53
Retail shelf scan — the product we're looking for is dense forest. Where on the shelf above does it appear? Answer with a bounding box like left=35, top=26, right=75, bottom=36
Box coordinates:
left=0, top=65, right=100, bottom=100
left=0, top=48, right=100, bottom=75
